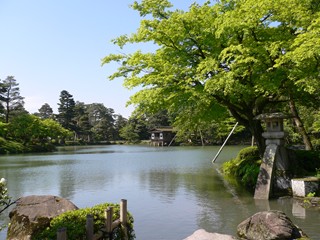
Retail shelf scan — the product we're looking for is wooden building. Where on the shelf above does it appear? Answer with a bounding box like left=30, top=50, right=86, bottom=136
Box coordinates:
left=150, top=127, right=176, bottom=146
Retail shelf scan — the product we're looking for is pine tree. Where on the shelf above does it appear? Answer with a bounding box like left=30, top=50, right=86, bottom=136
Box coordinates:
left=1, top=76, right=25, bottom=123
left=57, top=90, right=76, bottom=131
left=38, top=103, right=54, bottom=119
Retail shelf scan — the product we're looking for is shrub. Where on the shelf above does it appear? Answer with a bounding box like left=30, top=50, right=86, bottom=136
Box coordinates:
left=0, top=137, right=24, bottom=154
left=33, top=202, right=135, bottom=240
left=221, top=146, right=261, bottom=191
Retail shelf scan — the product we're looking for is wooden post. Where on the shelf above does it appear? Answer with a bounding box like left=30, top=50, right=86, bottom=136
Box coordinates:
left=57, top=227, right=67, bottom=240
left=86, top=214, right=94, bottom=240
left=120, top=199, right=128, bottom=240
left=120, top=199, right=127, bottom=224
left=105, top=207, right=113, bottom=238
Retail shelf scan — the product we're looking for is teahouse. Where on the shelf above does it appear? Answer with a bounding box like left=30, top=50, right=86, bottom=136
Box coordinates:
left=150, top=127, right=176, bottom=146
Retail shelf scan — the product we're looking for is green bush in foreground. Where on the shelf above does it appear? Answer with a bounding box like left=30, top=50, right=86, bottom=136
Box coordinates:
left=222, top=146, right=261, bottom=191
left=33, top=202, right=135, bottom=240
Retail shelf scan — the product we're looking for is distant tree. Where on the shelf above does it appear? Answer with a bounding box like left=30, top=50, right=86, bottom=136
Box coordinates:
left=122, top=115, right=149, bottom=141
left=0, top=122, right=8, bottom=138
left=113, top=114, right=128, bottom=140
left=145, top=110, right=171, bottom=129
left=0, top=76, right=25, bottom=123
left=86, top=103, right=115, bottom=141
left=0, top=79, right=7, bottom=118
left=40, top=118, right=71, bottom=144
left=7, top=113, right=70, bottom=147
left=73, top=101, right=92, bottom=141
left=57, top=90, right=76, bottom=131
left=38, top=103, right=54, bottom=119
left=119, top=124, right=140, bottom=143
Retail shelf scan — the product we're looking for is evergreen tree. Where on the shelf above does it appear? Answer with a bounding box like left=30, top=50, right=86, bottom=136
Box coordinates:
left=0, top=79, right=7, bottom=118
left=114, top=114, right=128, bottom=140
left=0, top=76, right=25, bottom=123
left=74, top=101, right=92, bottom=141
left=86, top=103, right=115, bottom=141
left=38, top=103, right=54, bottom=119
left=57, top=90, right=76, bottom=131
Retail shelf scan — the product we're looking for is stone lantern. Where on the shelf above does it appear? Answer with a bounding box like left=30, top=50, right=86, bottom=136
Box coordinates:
left=254, top=112, right=290, bottom=199
left=257, top=112, right=288, bottom=146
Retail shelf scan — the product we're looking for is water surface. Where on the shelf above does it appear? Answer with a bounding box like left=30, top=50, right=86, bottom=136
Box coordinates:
left=0, top=145, right=319, bottom=239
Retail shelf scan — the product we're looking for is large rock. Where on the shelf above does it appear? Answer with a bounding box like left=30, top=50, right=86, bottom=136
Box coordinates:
left=183, top=229, right=236, bottom=240
left=237, top=210, right=307, bottom=240
left=7, top=195, right=78, bottom=240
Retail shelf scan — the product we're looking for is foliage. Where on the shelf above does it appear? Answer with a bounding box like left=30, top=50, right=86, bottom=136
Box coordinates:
left=221, top=146, right=261, bottom=191
left=113, top=114, right=128, bottom=140
left=0, top=178, right=15, bottom=231
left=33, top=202, right=135, bottom=240
left=119, top=124, right=140, bottom=143
left=0, top=76, right=26, bottom=123
left=86, top=103, right=115, bottom=141
left=306, top=192, right=316, bottom=198
left=0, top=137, right=24, bottom=154
left=102, top=0, right=320, bottom=154
left=37, top=103, right=54, bottom=119
left=57, top=90, right=76, bottom=131
left=6, top=114, right=71, bottom=151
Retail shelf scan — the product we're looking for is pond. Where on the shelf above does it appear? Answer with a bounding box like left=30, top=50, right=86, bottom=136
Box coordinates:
left=0, top=145, right=319, bottom=239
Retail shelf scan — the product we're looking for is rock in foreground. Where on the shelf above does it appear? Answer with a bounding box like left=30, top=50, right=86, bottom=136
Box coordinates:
left=7, top=195, right=78, bottom=240
left=237, top=210, right=307, bottom=240
left=184, top=229, right=236, bottom=240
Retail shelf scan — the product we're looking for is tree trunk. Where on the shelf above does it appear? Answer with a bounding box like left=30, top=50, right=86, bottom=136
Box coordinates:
left=228, top=107, right=266, bottom=156
left=249, top=119, right=266, bottom=157
left=289, top=99, right=313, bottom=150
left=199, top=129, right=204, bottom=146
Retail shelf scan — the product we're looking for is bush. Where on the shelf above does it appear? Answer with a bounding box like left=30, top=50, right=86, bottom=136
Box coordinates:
left=33, top=202, right=135, bottom=240
left=221, top=146, right=261, bottom=191
left=0, top=137, right=24, bottom=154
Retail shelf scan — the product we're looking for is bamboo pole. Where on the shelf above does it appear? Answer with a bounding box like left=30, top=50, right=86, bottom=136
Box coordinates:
left=212, top=122, right=238, bottom=163
left=168, top=134, right=177, bottom=147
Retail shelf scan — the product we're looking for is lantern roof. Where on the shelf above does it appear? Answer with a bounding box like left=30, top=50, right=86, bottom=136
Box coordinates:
left=255, top=112, right=291, bottom=120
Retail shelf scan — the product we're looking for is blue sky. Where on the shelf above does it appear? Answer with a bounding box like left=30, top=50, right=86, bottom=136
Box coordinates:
left=0, top=0, right=207, bottom=118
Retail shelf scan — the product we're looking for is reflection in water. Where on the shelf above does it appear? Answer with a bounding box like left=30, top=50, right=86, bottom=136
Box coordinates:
left=58, top=163, right=76, bottom=199
left=0, top=145, right=319, bottom=239
left=145, top=170, right=180, bottom=203
left=292, top=199, right=306, bottom=219
left=254, top=199, right=271, bottom=211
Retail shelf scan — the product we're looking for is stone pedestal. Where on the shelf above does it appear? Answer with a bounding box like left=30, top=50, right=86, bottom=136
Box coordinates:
left=291, top=177, right=320, bottom=197
left=254, top=144, right=278, bottom=199
left=254, top=113, right=290, bottom=199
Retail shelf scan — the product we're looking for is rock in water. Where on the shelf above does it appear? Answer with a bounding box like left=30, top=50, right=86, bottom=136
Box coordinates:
left=237, top=210, right=307, bottom=240
left=7, top=195, right=78, bottom=240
